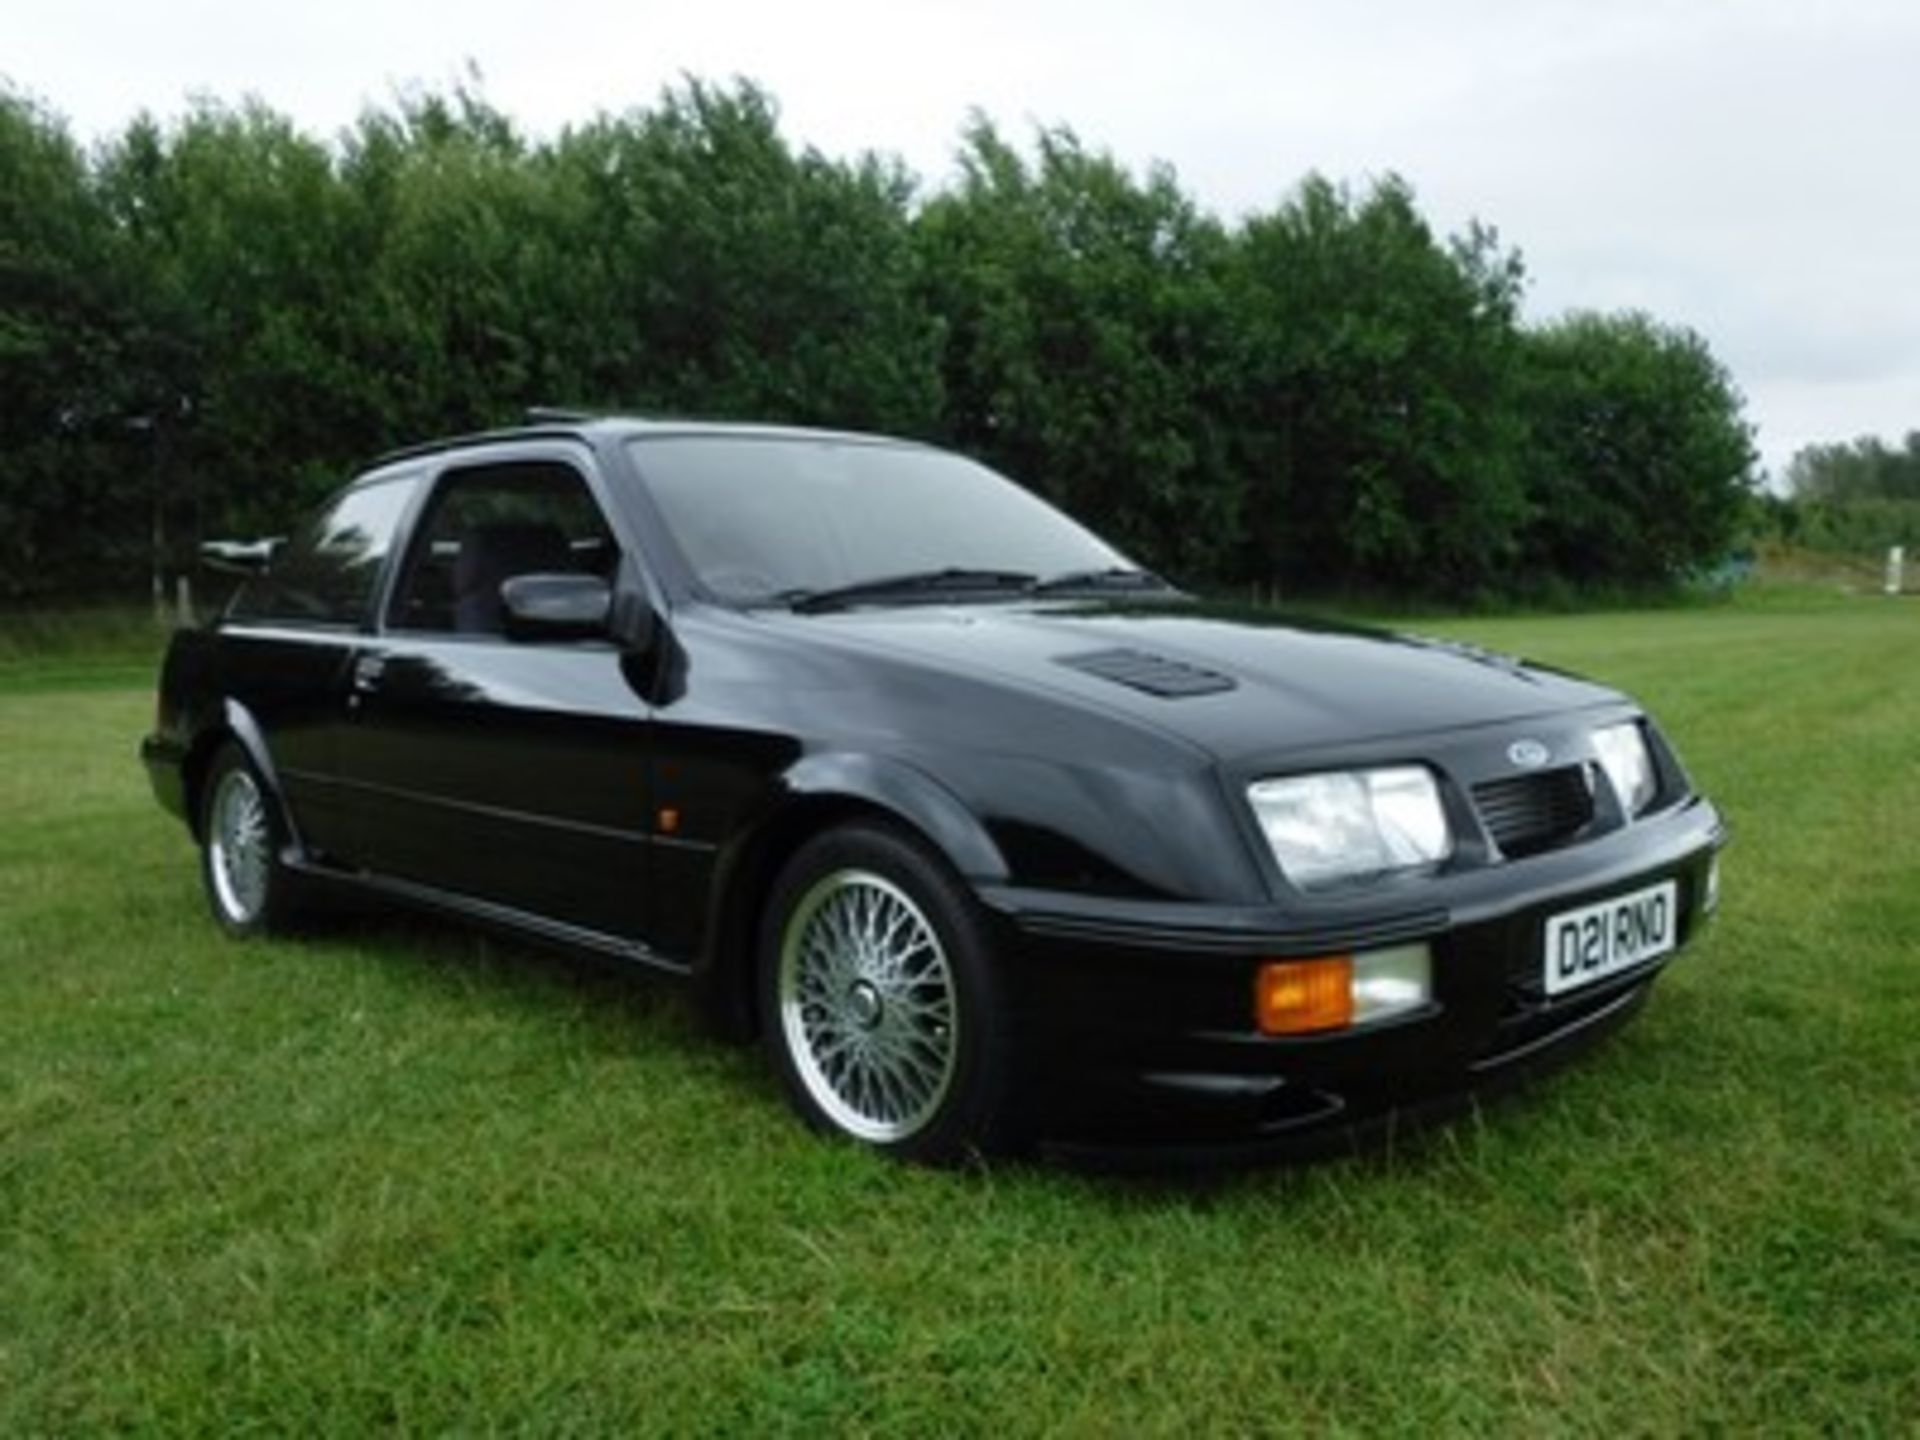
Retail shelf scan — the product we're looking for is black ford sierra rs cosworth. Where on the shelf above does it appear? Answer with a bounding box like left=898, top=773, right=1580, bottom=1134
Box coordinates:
left=143, top=416, right=1726, bottom=1163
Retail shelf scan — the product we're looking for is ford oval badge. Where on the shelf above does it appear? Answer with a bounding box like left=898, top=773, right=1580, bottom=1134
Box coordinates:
left=1507, top=738, right=1551, bottom=769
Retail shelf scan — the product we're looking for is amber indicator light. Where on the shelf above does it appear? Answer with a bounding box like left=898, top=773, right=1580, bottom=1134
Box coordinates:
left=1254, top=957, right=1354, bottom=1035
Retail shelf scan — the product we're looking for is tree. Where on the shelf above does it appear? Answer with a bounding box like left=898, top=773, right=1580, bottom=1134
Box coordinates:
left=338, top=86, right=571, bottom=441
left=544, top=81, right=944, bottom=432
left=1783, top=433, right=1920, bottom=504
left=1777, top=433, right=1920, bottom=554
left=96, top=99, right=383, bottom=538
left=914, top=121, right=1241, bottom=579
left=1224, top=175, right=1528, bottom=598
left=0, top=78, right=1762, bottom=605
left=0, top=88, right=167, bottom=598
left=1516, top=312, right=1757, bottom=586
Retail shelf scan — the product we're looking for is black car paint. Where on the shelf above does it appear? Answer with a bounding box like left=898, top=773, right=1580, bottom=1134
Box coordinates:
left=144, top=418, right=1726, bottom=1154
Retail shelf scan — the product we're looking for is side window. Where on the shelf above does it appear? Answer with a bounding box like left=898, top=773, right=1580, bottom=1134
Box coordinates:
left=387, top=460, right=619, bottom=636
left=231, top=475, right=419, bottom=627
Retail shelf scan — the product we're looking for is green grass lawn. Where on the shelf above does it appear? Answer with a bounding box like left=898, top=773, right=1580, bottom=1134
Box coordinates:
left=2, top=598, right=1915, bottom=1433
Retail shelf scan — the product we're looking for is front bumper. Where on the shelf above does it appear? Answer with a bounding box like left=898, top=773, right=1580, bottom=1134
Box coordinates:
left=979, top=794, right=1725, bottom=1155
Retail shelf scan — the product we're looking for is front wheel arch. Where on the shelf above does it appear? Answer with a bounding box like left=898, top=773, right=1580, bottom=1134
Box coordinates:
left=697, top=760, right=1009, bottom=1043
left=699, top=795, right=923, bottom=1043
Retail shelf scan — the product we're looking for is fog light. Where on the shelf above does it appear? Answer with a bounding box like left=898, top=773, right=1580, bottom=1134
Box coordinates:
left=1353, top=943, right=1433, bottom=1023
left=1254, top=944, right=1433, bottom=1036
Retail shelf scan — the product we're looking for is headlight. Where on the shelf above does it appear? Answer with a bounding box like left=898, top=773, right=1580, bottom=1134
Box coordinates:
left=1247, top=765, right=1452, bottom=890
left=1592, top=721, right=1656, bottom=816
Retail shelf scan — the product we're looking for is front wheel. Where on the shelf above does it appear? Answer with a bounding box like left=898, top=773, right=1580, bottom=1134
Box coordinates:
left=199, top=742, right=301, bottom=937
left=758, top=823, right=1014, bottom=1163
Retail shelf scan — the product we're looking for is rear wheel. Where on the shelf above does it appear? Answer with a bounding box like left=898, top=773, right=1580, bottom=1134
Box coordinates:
left=758, top=823, right=1013, bottom=1163
left=199, top=742, right=301, bottom=936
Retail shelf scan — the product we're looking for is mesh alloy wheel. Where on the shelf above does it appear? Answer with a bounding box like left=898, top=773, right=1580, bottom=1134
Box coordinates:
left=207, top=765, right=272, bottom=925
left=197, top=743, right=304, bottom=936
left=759, top=824, right=1013, bottom=1161
left=777, top=868, right=960, bottom=1142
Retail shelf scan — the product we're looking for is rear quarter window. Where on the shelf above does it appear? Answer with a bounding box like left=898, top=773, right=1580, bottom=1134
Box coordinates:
left=230, top=474, right=419, bottom=627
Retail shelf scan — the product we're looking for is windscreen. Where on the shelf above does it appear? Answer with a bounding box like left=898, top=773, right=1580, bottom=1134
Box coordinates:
left=627, top=436, right=1129, bottom=603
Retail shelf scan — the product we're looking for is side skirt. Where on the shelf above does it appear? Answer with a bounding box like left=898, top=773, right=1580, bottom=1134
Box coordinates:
left=285, top=858, right=692, bottom=979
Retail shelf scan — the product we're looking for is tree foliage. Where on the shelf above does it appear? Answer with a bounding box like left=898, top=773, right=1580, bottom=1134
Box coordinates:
left=915, top=121, right=1239, bottom=577
left=1776, top=432, right=1920, bottom=553
left=0, top=91, right=169, bottom=593
left=0, top=80, right=1760, bottom=603
left=1515, top=312, right=1757, bottom=587
left=1223, top=177, right=1529, bottom=597
left=1784, top=432, right=1920, bottom=504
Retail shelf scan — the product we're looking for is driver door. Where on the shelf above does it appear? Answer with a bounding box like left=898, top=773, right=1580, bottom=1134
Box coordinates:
left=336, top=452, right=655, bottom=940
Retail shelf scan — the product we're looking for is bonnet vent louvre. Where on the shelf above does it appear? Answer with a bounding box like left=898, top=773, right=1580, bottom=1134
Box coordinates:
left=1054, top=648, right=1236, bottom=698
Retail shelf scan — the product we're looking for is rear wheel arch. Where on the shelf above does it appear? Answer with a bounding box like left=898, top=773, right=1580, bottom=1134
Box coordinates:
left=197, top=739, right=307, bottom=935
left=183, top=703, right=296, bottom=849
left=181, top=725, right=234, bottom=840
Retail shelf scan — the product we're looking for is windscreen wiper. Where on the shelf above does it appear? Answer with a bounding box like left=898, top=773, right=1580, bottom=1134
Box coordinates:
left=1027, top=565, right=1173, bottom=596
left=785, top=567, right=1039, bottom=614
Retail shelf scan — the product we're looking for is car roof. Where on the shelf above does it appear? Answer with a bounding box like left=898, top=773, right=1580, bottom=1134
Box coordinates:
left=368, top=414, right=923, bottom=470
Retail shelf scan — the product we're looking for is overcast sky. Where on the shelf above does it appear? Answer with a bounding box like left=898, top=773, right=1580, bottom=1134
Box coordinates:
left=11, top=0, right=1918, bottom=481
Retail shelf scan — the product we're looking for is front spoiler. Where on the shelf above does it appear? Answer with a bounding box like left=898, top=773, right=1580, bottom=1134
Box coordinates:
left=1038, top=976, right=1652, bottom=1172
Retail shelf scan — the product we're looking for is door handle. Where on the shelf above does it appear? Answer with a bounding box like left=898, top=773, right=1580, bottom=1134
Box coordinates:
left=351, top=654, right=386, bottom=693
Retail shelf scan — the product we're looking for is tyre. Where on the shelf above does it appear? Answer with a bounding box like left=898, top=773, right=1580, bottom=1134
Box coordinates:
left=198, top=741, right=301, bottom=937
left=758, top=822, right=1014, bottom=1163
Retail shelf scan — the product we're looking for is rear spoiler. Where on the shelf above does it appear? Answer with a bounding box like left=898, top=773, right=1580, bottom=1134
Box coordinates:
left=199, top=538, right=283, bottom=575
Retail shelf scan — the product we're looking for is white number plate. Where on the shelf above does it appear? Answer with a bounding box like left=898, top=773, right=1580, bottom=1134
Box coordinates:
left=1543, top=880, right=1677, bottom=996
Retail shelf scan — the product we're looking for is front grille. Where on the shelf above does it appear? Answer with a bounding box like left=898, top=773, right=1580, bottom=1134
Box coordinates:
left=1472, top=765, right=1595, bottom=857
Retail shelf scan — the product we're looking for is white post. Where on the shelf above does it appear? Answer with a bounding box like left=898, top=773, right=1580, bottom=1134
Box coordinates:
left=1888, top=546, right=1906, bottom=596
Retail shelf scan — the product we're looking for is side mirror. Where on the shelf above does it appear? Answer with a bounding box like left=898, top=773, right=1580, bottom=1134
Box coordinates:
left=609, top=584, right=658, bottom=654
left=500, top=573, right=612, bottom=641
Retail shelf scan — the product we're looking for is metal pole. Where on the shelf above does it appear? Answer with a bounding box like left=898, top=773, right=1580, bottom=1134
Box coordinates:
left=152, top=489, right=165, bottom=621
